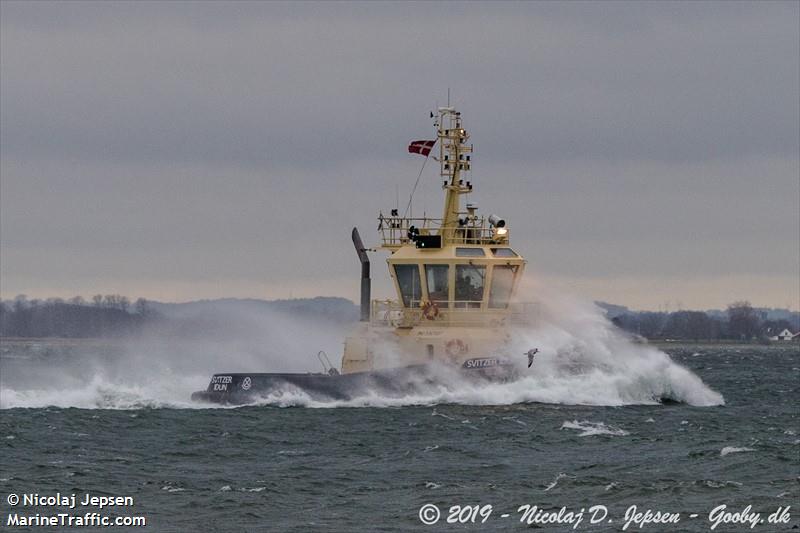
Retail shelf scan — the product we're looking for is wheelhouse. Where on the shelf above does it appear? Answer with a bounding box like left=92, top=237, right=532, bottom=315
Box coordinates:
left=387, top=245, right=525, bottom=311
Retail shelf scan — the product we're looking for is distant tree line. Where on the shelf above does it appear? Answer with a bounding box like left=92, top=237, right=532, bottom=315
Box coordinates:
left=1, top=295, right=796, bottom=342
left=0, top=295, right=157, bottom=338
left=0, top=295, right=360, bottom=339
left=609, top=301, right=799, bottom=342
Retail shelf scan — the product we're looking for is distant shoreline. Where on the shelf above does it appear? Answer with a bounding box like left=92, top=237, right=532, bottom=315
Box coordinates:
left=650, top=339, right=797, bottom=347
left=0, top=337, right=128, bottom=345
left=2, top=336, right=795, bottom=348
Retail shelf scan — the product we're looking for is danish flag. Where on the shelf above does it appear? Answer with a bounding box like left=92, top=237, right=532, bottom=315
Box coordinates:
left=407, top=139, right=436, bottom=157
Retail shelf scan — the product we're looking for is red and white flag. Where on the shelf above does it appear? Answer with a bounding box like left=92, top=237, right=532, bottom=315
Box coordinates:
left=408, top=139, right=436, bottom=156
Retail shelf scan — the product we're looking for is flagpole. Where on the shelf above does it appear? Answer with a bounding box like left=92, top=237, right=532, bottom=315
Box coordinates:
left=404, top=153, right=431, bottom=219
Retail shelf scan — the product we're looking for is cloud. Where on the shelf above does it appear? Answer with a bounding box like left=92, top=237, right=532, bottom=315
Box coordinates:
left=1, top=1, right=798, bottom=308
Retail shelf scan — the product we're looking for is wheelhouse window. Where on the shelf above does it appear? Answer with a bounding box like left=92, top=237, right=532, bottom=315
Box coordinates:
left=425, top=264, right=449, bottom=307
left=394, top=264, right=422, bottom=308
left=491, top=248, right=517, bottom=257
left=489, top=265, right=518, bottom=309
left=455, top=247, right=485, bottom=257
left=455, top=264, right=486, bottom=308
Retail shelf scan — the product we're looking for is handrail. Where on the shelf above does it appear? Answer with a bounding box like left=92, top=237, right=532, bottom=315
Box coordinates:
left=316, top=350, right=339, bottom=375
left=378, top=214, right=506, bottom=247
left=369, top=299, right=539, bottom=328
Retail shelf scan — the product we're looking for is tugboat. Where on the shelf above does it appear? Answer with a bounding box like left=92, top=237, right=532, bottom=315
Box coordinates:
left=192, top=105, right=537, bottom=404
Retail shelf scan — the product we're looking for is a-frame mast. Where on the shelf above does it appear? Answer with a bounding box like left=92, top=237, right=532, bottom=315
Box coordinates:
left=436, top=107, right=473, bottom=243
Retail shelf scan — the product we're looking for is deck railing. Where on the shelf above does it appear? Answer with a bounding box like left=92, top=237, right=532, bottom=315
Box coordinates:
left=369, top=299, right=539, bottom=328
left=377, top=215, right=503, bottom=247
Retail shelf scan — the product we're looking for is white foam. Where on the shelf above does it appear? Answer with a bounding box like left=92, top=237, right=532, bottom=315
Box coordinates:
left=720, top=446, right=755, bottom=456
left=0, top=373, right=216, bottom=410
left=544, top=472, right=570, bottom=491
left=561, top=420, right=629, bottom=437
left=703, top=480, right=743, bottom=488
left=276, top=450, right=307, bottom=456
left=503, top=287, right=724, bottom=407
left=1, top=287, right=725, bottom=409
left=502, top=416, right=528, bottom=426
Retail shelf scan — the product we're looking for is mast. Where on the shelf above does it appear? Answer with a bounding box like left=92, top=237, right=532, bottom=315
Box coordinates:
left=436, top=107, right=473, bottom=243
left=378, top=105, right=508, bottom=250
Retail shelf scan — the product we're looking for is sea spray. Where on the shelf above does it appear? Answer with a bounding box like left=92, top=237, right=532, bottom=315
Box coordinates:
left=1, top=289, right=724, bottom=409
left=507, top=285, right=724, bottom=406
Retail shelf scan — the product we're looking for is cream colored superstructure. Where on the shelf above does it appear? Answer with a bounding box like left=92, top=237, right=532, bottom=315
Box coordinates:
left=341, top=106, right=532, bottom=374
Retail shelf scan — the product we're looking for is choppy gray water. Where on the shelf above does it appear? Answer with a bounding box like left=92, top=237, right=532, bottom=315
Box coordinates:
left=1, top=343, right=798, bottom=532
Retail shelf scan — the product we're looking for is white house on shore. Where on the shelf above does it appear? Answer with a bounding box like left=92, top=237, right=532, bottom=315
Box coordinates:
left=769, top=328, right=799, bottom=341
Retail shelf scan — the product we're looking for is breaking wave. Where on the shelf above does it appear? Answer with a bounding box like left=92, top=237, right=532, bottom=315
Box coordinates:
left=1, top=289, right=724, bottom=409
left=0, top=374, right=207, bottom=410
left=502, top=287, right=725, bottom=407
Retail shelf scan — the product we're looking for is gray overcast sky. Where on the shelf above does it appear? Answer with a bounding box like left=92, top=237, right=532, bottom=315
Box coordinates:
left=1, top=1, right=798, bottom=310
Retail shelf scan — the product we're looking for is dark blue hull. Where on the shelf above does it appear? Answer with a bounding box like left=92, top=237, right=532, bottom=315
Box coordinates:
left=191, top=363, right=517, bottom=404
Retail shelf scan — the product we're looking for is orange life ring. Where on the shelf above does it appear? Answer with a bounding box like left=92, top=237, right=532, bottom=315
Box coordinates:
left=445, top=339, right=469, bottom=357
left=421, top=301, right=439, bottom=320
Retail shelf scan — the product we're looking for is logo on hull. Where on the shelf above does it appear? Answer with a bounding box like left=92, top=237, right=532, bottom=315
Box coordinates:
left=462, top=357, right=510, bottom=369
